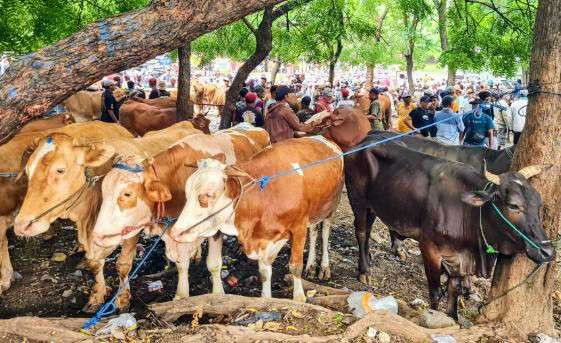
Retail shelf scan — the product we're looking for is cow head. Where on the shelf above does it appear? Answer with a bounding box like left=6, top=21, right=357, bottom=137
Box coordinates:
left=322, top=108, right=371, bottom=152
left=461, top=164, right=555, bottom=263
left=14, top=134, right=114, bottom=237
left=91, top=158, right=155, bottom=248
left=169, top=156, right=239, bottom=243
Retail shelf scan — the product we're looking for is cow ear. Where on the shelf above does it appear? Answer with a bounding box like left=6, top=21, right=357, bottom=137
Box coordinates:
left=145, top=180, right=172, bottom=203
left=461, top=191, right=492, bottom=207
left=82, top=143, right=115, bottom=167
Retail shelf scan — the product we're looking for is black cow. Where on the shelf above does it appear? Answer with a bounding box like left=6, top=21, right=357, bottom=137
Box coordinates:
left=344, top=139, right=554, bottom=318
left=370, top=130, right=514, bottom=174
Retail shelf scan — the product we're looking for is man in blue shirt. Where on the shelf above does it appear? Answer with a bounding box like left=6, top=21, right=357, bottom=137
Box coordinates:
left=463, top=98, right=495, bottom=147
left=435, top=95, right=464, bottom=145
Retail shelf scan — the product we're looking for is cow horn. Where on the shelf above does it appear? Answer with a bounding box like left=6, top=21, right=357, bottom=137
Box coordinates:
left=483, top=160, right=501, bottom=185
left=518, top=164, right=552, bottom=179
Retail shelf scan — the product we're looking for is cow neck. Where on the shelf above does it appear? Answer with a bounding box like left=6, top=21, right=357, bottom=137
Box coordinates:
left=150, top=164, right=166, bottom=220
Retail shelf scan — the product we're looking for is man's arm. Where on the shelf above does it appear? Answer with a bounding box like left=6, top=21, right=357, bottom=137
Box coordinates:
left=488, top=129, right=494, bottom=148
left=283, top=108, right=317, bottom=133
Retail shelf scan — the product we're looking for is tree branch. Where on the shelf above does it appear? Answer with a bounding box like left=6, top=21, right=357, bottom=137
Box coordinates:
left=272, top=0, right=312, bottom=20
left=242, top=17, right=257, bottom=35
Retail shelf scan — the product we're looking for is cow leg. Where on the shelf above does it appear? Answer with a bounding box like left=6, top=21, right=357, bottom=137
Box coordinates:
left=304, top=224, right=319, bottom=278
left=207, top=233, right=224, bottom=294
left=83, top=258, right=107, bottom=313
left=318, top=219, right=332, bottom=280
left=193, top=243, right=203, bottom=265
left=389, top=230, right=407, bottom=261
left=420, top=243, right=442, bottom=311
left=290, top=228, right=307, bottom=302
left=258, top=260, right=273, bottom=298
left=174, top=259, right=190, bottom=300
left=115, top=235, right=139, bottom=311
left=0, top=216, right=13, bottom=294
left=446, top=275, right=461, bottom=320
left=354, top=208, right=375, bottom=285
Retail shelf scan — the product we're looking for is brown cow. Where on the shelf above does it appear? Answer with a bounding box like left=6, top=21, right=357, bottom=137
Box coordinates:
left=62, top=90, right=102, bottom=122
left=91, top=125, right=269, bottom=301
left=0, top=121, right=131, bottom=295
left=168, top=136, right=343, bottom=302
left=13, top=122, right=199, bottom=311
left=354, top=90, right=391, bottom=129
left=119, top=101, right=178, bottom=136
left=19, top=113, right=75, bottom=134
left=129, top=96, right=176, bottom=108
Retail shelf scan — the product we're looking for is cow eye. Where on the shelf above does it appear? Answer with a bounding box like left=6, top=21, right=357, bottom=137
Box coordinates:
left=507, top=203, right=520, bottom=211
left=56, top=168, right=65, bottom=175
left=123, top=192, right=132, bottom=198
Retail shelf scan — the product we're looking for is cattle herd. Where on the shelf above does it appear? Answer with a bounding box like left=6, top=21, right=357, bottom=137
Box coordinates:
left=0, top=104, right=553, bottom=321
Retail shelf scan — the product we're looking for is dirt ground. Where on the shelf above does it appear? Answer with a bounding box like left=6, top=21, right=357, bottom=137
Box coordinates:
left=0, top=190, right=559, bottom=341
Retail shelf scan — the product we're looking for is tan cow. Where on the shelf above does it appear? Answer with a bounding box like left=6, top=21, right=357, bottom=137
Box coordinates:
left=168, top=136, right=344, bottom=302
left=13, top=122, right=199, bottom=312
left=0, top=121, right=131, bottom=295
left=91, top=124, right=269, bottom=301
left=62, top=91, right=103, bottom=122
left=19, top=113, right=75, bottom=134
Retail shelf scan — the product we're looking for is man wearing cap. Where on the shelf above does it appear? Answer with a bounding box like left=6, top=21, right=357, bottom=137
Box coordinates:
left=409, top=95, right=436, bottom=137
left=148, top=78, right=160, bottom=99
left=510, top=89, right=528, bottom=144
left=235, top=92, right=264, bottom=127
left=158, top=81, right=171, bottom=97
left=264, top=86, right=319, bottom=143
left=100, top=79, right=120, bottom=123
left=462, top=97, right=495, bottom=147
left=337, top=88, right=355, bottom=108
left=315, top=88, right=334, bottom=113
left=367, top=87, right=384, bottom=130
left=396, top=91, right=416, bottom=132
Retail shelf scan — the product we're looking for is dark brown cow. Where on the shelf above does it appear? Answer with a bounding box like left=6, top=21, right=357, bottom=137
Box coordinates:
left=344, top=135, right=554, bottom=318
left=167, top=136, right=344, bottom=302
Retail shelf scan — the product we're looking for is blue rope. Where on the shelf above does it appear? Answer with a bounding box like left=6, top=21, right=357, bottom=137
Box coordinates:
left=81, top=216, right=176, bottom=332
left=257, top=114, right=464, bottom=191
left=112, top=162, right=144, bottom=173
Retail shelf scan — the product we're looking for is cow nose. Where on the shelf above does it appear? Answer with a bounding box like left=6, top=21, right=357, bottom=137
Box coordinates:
left=540, top=244, right=555, bottom=262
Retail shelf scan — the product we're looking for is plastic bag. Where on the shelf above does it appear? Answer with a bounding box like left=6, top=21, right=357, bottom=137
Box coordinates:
left=347, top=291, right=398, bottom=318
left=96, top=313, right=137, bottom=336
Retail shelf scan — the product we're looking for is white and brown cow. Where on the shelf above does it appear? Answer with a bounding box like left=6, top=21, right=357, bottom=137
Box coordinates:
left=168, top=136, right=344, bottom=302
left=0, top=121, right=131, bottom=296
left=91, top=124, right=269, bottom=300
left=13, top=121, right=200, bottom=311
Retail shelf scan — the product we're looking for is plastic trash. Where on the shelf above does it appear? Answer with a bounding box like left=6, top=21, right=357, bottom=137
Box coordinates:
left=235, top=311, right=282, bottom=325
left=147, top=280, right=163, bottom=292
left=347, top=291, right=398, bottom=318
left=431, top=334, right=456, bottom=343
left=96, top=313, right=137, bottom=336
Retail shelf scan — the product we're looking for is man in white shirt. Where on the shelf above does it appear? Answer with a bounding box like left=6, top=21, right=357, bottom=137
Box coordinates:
left=510, top=90, right=528, bottom=144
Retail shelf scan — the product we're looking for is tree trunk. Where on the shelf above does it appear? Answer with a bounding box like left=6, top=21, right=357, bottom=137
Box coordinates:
left=219, top=1, right=308, bottom=129
left=366, top=65, right=374, bottom=90
left=176, top=42, right=194, bottom=120
left=405, top=53, right=414, bottom=93
left=328, top=38, right=343, bottom=88
left=0, top=0, right=286, bottom=144
left=328, top=62, right=336, bottom=88
left=481, top=0, right=561, bottom=336
left=270, top=60, right=281, bottom=85
left=447, top=66, right=456, bottom=86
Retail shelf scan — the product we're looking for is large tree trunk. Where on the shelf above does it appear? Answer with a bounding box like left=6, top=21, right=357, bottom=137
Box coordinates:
left=434, top=0, right=456, bottom=87
left=447, top=66, right=456, bottom=86
left=481, top=0, right=561, bottom=336
left=0, top=0, right=286, bottom=144
left=176, top=42, right=194, bottom=120
left=270, top=60, right=281, bottom=85
left=328, top=38, right=343, bottom=88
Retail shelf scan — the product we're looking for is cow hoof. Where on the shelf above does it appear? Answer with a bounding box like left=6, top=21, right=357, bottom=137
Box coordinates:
left=293, top=294, right=307, bottom=303
left=358, top=273, right=372, bottom=285
left=318, top=267, right=331, bottom=280
left=115, top=290, right=131, bottom=312
left=304, top=264, right=317, bottom=278
left=82, top=301, right=102, bottom=314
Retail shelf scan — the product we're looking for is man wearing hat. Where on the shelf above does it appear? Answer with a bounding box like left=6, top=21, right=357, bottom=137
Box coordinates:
left=264, top=86, right=319, bottom=143
left=100, top=79, right=120, bottom=123
left=158, top=81, right=171, bottom=97
left=235, top=92, right=264, bottom=127
left=396, top=90, right=416, bottom=132
left=510, top=89, right=528, bottom=144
